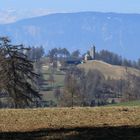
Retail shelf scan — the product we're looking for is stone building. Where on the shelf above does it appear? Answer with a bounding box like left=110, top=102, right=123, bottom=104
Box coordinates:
left=84, top=46, right=96, bottom=61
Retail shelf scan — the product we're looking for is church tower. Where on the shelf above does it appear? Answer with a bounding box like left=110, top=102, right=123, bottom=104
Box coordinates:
left=90, top=45, right=96, bottom=60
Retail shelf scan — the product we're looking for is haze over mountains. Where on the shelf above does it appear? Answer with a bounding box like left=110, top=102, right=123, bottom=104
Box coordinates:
left=0, top=11, right=140, bottom=60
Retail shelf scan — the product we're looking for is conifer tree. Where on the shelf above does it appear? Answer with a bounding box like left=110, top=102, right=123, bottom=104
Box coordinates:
left=0, top=37, right=41, bottom=108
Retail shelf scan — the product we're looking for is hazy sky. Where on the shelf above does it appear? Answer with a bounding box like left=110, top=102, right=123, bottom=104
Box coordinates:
left=1, top=0, right=140, bottom=13
left=0, top=0, right=140, bottom=23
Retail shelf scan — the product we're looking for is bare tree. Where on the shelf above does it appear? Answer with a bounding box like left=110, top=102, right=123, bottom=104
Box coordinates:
left=60, top=66, right=83, bottom=107
left=122, top=72, right=140, bottom=101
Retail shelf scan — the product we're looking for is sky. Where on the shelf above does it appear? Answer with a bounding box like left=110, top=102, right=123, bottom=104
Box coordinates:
left=0, top=0, right=140, bottom=23
left=1, top=0, right=140, bottom=13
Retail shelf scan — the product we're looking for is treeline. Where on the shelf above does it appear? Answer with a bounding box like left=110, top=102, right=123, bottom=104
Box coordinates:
left=27, top=47, right=140, bottom=69
left=26, top=47, right=80, bottom=62
left=26, top=46, right=45, bottom=61
left=95, top=50, right=140, bottom=69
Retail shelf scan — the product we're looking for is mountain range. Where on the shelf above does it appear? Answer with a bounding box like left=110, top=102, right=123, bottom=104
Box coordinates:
left=0, top=11, right=140, bottom=60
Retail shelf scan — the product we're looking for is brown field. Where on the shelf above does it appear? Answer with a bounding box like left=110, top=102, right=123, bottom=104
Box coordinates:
left=0, top=107, right=140, bottom=132
left=0, top=107, right=140, bottom=139
left=78, top=60, right=140, bottom=79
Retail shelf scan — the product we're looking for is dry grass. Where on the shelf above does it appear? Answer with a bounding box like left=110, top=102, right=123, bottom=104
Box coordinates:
left=78, top=60, right=140, bottom=79
left=0, top=107, right=140, bottom=132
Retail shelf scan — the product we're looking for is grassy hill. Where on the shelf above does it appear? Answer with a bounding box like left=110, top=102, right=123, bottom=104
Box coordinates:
left=78, top=60, right=140, bottom=79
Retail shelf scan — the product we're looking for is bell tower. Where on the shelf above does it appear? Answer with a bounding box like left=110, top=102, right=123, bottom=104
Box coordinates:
left=90, top=45, right=96, bottom=60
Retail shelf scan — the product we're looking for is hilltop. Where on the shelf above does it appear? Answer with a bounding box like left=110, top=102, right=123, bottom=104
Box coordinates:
left=78, top=60, right=140, bottom=79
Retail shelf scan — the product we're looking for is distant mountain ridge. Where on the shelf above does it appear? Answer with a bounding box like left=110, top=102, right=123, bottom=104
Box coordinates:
left=0, top=11, right=140, bottom=60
